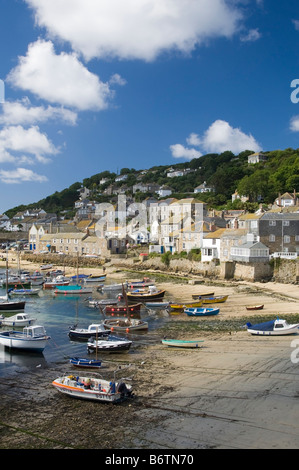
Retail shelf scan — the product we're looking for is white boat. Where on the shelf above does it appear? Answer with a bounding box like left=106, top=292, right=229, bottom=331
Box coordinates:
left=43, top=275, right=70, bottom=289
left=162, top=338, right=204, bottom=348
left=145, top=301, right=170, bottom=309
left=101, top=282, right=127, bottom=292
left=52, top=373, right=133, bottom=403
left=0, top=313, right=36, bottom=327
left=9, top=288, right=41, bottom=296
left=246, top=318, right=299, bottom=336
left=0, top=325, right=51, bottom=352
left=68, top=323, right=110, bottom=340
left=87, top=336, right=132, bottom=353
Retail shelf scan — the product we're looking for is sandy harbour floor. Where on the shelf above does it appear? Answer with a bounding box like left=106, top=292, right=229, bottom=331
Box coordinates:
left=0, top=256, right=298, bottom=450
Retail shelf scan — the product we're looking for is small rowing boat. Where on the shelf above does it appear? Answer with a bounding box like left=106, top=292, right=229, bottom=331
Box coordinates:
left=246, top=304, right=264, bottom=311
left=162, top=338, right=204, bottom=348
left=191, top=292, right=214, bottom=299
left=69, top=357, right=102, bottom=368
left=184, top=307, right=220, bottom=316
left=169, top=300, right=203, bottom=311
left=202, top=295, right=228, bottom=304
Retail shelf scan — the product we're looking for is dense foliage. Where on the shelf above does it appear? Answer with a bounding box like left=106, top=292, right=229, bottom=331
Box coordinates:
left=5, top=148, right=299, bottom=217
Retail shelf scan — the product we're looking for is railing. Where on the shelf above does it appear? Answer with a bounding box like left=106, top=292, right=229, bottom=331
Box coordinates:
left=270, top=252, right=297, bottom=259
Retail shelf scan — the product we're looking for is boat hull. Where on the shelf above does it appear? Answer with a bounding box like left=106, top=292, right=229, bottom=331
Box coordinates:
left=184, top=307, right=220, bottom=316
left=0, top=331, right=49, bottom=352
left=103, top=318, right=148, bottom=332
left=127, top=290, right=165, bottom=302
left=69, top=357, right=102, bottom=368
left=0, top=301, right=26, bottom=312
left=162, top=339, right=204, bottom=348
left=246, top=305, right=264, bottom=311
left=87, top=337, right=132, bottom=352
left=202, top=295, right=228, bottom=304
left=52, top=376, right=132, bottom=403
left=169, top=301, right=202, bottom=310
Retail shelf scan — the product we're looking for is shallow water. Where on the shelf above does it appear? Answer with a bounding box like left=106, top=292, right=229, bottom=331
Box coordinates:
left=0, top=272, right=170, bottom=377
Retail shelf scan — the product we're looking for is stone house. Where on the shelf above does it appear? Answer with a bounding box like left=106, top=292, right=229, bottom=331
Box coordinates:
left=258, top=212, right=299, bottom=255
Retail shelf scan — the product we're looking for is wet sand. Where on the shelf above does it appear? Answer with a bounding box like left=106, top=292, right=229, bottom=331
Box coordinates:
left=0, top=256, right=298, bottom=449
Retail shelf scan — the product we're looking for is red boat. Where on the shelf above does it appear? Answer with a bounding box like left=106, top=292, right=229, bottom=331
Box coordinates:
left=105, top=303, right=142, bottom=317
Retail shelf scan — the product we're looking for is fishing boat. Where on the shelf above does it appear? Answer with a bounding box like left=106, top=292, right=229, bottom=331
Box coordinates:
left=162, top=338, right=204, bottom=348
left=202, top=295, right=228, bottom=304
left=104, top=303, right=142, bottom=316
left=68, top=323, right=110, bottom=340
left=246, top=318, right=299, bottom=336
left=87, top=335, right=132, bottom=353
left=0, top=295, right=26, bottom=312
left=184, top=307, right=220, bottom=316
left=0, top=312, right=36, bottom=327
left=30, top=271, right=45, bottom=285
left=9, top=287, right=41, bottom=296
left=192, top=292, right=214, bottom=299
left=103, top=318, right=148, bottom=333
left=0, top=277, right=31, bottom=289
left=246, top=304, right=264, bottom=311
left=127, top=286, right=165, bottom=302
left=54, top=285, right=93, bottom=295
left=169, top=300, right=203, bottom=311
left=0, top=325, right=50, bottom=352
left=43, top=275, right=70, bottom=289
left=69, top=357, right=102, bottom=368
left=52, top=372, right=133, bottom=403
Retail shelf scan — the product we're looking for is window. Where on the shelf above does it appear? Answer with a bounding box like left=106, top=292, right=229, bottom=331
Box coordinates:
left=295, top=235, right=299, bottom=242
left=269, top=234, right=275, bottom=242
left=282, top=220, right=290, bottom=226
left=284, top=235, right=290, bottom=243
left=269, top=220, right=276, bottom=226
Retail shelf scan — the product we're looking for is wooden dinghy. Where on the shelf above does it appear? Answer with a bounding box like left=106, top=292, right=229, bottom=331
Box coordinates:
left=202, top=295, right=228, bottom=304
left=69, top=357, right=102, bottom=368
left=162, top=338, right=204, bottom=348
left=246, top=304, right=264, bottom=311
left=169, top=300, right=203, bottom=311
left=103, top=317, right=148, bottom=333
left=184, top=307, right=220, bottom=317
left=191, top=292, right=214, bottom=299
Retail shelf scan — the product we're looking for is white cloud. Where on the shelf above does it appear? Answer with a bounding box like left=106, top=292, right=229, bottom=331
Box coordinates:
left=170, top=143, right=202, bottom=160
left=0, top=97, right=77, bottom=126
left=170, top=120, right=262, bottom=159
left=240, top=28, right=261, bottom=42
left=0, top=167, right=48, bottom=184
left=7, top=40, right=115, bottom=111
left=290, top=116, right=299, bottom=132
left=25, top=0, right=242, bottom=61
left=0, top=125, right=59, bottom=164
left=292, top=20, right=299, bottom=31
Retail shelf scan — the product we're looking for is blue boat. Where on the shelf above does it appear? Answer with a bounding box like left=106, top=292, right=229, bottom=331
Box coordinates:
left=69, top=357, right=102, bottom=368
left=184, top=307, right=220, bottom=316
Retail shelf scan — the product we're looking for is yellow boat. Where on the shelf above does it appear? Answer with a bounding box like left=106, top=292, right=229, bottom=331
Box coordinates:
left=202, top=295, right=228, bottom=304
left=169, top=300, right=203, bottom=311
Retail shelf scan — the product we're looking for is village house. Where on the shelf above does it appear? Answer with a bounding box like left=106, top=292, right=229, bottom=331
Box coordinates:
left=248, top=152, right=267, bottom=164
left=230, top=233, right=269, bottom=263
left=274, top=191, right=298, bottom=208
left=194, top=182, right=215, bottom=193
left=258, top=211, right=299, bottom=255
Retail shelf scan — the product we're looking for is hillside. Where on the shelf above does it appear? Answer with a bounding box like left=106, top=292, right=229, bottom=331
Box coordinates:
left=5, top=148, right=299, bottom=218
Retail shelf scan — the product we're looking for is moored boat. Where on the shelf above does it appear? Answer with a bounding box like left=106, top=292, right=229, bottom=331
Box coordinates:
left=246, top=304, right=264, bottom=311
left=145, top=301, right=170, bottom=309
left=103, top=317, right=148, bottom=333
left=184, top=307, right=220, bottom=316
left=43, top=275, right=70, bottom=289
left=0, top=312, right=36, bottom=327
left=87, top=335, right=132, bottom=353
left=202, top=295, right=228, bottom=304
left=54, top=285, right=93, bottom=295
left=169, top=300, right=203, bottom=311
left=69, top=357, right=102, bottom=368
left=246, top=318, right=299, bottom=336
left=0, top=296, right=26, bottom=312
left=104, top=303, right=142, bottom=316
left=52, top=373, right=133, bottom=403
left=127, top=286, right=165, bottom=302
left=191, top=292, right=214, bottom=299
left=68, top=323, right=110, bottom=340
left=162, top=338, right=204, bottom=348
left=9, top=287, right=41, bottom=296
left=0, top=325, right=50, bottom=352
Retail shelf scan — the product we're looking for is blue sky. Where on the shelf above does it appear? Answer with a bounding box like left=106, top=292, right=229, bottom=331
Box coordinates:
left=0, top=0, right=298, bottom=214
